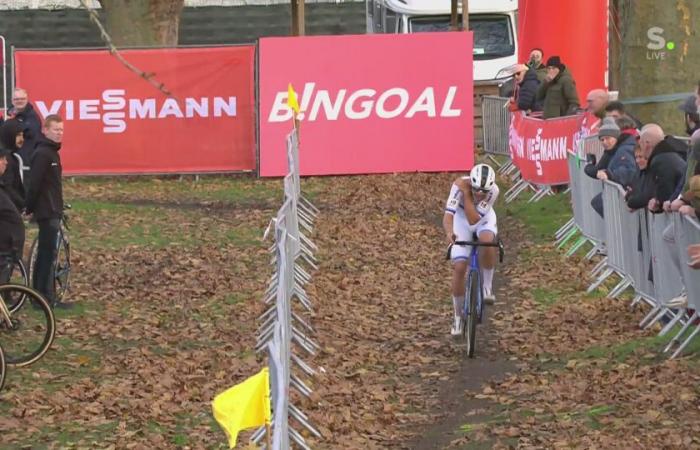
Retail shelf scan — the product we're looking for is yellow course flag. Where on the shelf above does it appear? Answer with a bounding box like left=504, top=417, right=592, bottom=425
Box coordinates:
left=287, top=83, right=300, bottom=114
left=212, top=367, right=271, bottom=449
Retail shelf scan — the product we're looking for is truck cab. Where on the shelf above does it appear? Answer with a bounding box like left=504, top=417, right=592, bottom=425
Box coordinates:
left=366, top=0, right=518, bottom=83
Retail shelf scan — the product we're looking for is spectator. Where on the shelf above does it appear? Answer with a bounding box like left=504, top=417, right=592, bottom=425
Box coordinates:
left=585, top=117, right=638, bottom=217
left=667, top=129, right=700, bottom=213
left=512, top=64, right=541, bottom=113
left=641, top=124, right=688, bottom=213
left=604, top=101, right=644, bottom=129
left=535, top=56, right=580, bottom=119
left=678, top=94, right=700, bottom=136
left=526, top=48, right=546, bottom=82
left=688, top=243, right=700, bottom=269
left=625, top=142, right=653, bottom=210
left=25, top=115, right=71, bottom=309
left=7, top=88, right=42, bottom=168
left=0, top=119, right=26, bottom=211
left=586, top=89, right=609, bottom=120
left=0, top=149, right=25, bottom=284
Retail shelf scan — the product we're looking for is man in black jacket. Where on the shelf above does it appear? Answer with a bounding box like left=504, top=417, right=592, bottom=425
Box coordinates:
left=25, top=114, right=70, bottom=308
left=0, top=119, right=26, bottom=211
left=513, top=64, right=541, bottom=113
left=0, top=149, right=25, bottom=285
left=640, top=124, right=687, bottom=212
left=8, top=88, right=42, bottom=168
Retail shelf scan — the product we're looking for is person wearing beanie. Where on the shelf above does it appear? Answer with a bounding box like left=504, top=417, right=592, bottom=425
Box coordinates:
left=535, top=55, right=580, bottom=119
left=584, top=116, right=638, bottom=217
left=0, top=119, right=26, bottom=211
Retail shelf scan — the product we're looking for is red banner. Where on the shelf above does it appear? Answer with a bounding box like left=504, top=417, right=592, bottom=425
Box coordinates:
left=15, top=46, right=255, bottom=175
left=258, top=33, right=474, bottom=177
left=509, top=112, right=584, bottom=185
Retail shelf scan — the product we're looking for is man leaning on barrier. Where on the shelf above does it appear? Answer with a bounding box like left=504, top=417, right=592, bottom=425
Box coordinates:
left=535, top=56, right=580, bottom=119
left=640, top=124, right=687, bottom=213
left=625, top=143, right=653, bottom=211
left=584, top=117, right=638, bottom=218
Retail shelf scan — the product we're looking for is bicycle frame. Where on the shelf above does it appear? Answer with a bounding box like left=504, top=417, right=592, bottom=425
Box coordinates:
left=465, top=245, right=484, bottom=322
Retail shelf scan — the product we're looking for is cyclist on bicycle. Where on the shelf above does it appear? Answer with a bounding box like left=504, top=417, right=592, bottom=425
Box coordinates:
left=443, top=163, right=500, bottom=335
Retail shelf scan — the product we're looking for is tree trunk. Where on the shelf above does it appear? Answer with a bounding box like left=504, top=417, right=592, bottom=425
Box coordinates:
left=618, top=0, right=700, bottom=135
left=98, top=0, right=184, bottom=47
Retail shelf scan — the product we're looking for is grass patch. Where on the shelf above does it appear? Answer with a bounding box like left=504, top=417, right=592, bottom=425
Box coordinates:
left=503, top=193, right=571, bottom=242
left=531, top=287, right=561, bottom=307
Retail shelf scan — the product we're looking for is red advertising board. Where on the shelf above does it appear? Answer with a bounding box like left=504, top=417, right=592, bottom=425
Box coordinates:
left=258, top=32, right=474, bottom=177
left=509, top=112, right=584, bottom=185
left=15, top=46, right=255, bottom=175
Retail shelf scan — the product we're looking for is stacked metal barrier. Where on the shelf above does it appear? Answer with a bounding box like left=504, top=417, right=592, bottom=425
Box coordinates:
left=481, top=95, right=520, bottom=178
left=254, top=129, right=322, bottom=449
left=558, top=145, right=700, bottom=358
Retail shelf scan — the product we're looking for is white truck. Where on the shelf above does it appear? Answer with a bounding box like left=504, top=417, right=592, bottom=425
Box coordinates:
left=366, top=0, right=518, bottom=83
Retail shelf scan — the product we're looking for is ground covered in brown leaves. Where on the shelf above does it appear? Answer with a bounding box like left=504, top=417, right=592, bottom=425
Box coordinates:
left=1, top=173, right=699, bottom=449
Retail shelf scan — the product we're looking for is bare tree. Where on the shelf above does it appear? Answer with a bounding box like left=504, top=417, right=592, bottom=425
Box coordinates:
left=98, top=0, right=185, bottom=47
left=615, top=0, right=700, bottom=134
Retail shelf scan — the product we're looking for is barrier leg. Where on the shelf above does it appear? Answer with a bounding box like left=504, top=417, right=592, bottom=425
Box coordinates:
left=486, top=154, right=502, bottom=168
left=643, top=307, right=670, bottom=330
left=555, top=218, right=575, bottom=240
left=565, top=236, right=588, bottom=256
left=556, top=228, right=579, bottom=250
left=663, top=312, right=697, bottom=353
left=659, top=309, right=686, bottom=337
left=639, top=304, right=662, bottom=328
left=608, top=277, right=632, bottom=299
left=671, top=323, right=700, bottom=359
left=587, top=268, right=614, bottom=294
left=589, top=257, right=608, bottom=278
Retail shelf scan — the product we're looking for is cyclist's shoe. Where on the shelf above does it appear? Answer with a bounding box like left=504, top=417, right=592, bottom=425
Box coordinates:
left=450, top=315, right=462, bottom=336
left=484, top=289, right=496, bottom=305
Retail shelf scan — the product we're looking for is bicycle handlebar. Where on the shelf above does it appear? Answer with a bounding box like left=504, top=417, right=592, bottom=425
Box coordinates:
left=449, top=240, right=505, bottom=263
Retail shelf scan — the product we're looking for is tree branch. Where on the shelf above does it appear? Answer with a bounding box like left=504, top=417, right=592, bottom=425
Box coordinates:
left=78, top=0, right=174, bottom=97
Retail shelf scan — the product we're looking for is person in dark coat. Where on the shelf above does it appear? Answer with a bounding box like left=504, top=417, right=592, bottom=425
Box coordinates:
left=0, top=149, right=25, bottom=284
left=513, top=64, right=541, bottom=113
left=25, top=115, right=71, bottom=308
left=625, top=144, right=654, bottom=210
left=7, top=88, right=43, bottom=168
left=678, top=94, right=700, bottom=136
left=640, top=124, right=688, bottom=212
left=604, top=101, right=644, bottom=129
left=535, top=56, right=580, bottom=119
left=0, top=119, right=26, bottom=211
left=584, top=117, right=638, bottom=217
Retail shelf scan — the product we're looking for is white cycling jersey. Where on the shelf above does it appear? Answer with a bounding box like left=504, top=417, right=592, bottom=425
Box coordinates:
left=444, top=178, right=499, bottom=261
left=444, top=177, right=499, bottom=219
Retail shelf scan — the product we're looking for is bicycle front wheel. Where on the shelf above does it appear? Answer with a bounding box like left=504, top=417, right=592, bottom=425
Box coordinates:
left=0, top=285, right=56, bottom=367
left=464, top=270, right=480, bottom=358
left=54, top=234, right=71, bottom=301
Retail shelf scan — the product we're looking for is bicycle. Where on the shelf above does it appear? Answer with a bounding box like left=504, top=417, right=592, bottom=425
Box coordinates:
left=29, top=204, right=72, bottom=302
left=449, top=237, right=504, bottom=358
left=0, top=253, right=57, bottom=367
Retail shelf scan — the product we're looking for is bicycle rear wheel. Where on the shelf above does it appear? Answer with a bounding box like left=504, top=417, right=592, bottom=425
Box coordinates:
left=0, top=344, right=5, bottom=392
left=0, top=285, right=56, bottom=367
left=464, top=270, right=480, bottom=358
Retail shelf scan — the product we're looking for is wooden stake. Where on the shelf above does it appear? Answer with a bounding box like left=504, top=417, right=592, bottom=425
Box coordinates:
left=461, top=0, right=469, bottom=30
left=291, top=0, right=305, bottom=36
left=450, top=0, right=459, bottom=31
left=265, top=422, right=272, bottom=449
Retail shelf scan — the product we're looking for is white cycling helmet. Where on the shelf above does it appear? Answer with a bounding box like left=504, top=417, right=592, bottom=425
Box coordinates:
left=470, top=163, right=496, bottom=192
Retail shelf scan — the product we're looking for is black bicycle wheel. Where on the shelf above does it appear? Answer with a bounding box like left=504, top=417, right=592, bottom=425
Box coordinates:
left=5, top=260, right=29, bottom=313
left=0, top=344, right=6, bottom=392
left=54, top=234, right=71, bottom=301
left=0, top=285, right=56, bottom=367
left=465, top=270, right=479, bottom=358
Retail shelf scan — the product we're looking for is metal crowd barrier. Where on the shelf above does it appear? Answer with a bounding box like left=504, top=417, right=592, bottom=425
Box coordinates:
left=557, top=149, right=700, bottom=358
left=481, top=95, right=520, bottom=177
left=254, top=128, right=322, bottom=449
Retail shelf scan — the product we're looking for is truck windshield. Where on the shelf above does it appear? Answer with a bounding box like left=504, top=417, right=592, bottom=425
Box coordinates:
left=409, top=14, right=514, bottom=60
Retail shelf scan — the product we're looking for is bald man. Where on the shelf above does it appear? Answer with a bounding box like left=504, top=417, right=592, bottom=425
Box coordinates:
left=586, top=89, right=609, bottom=119
left=640, top=124, right=687, bottom=212
left=8, top=87, right=42, bottom=166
